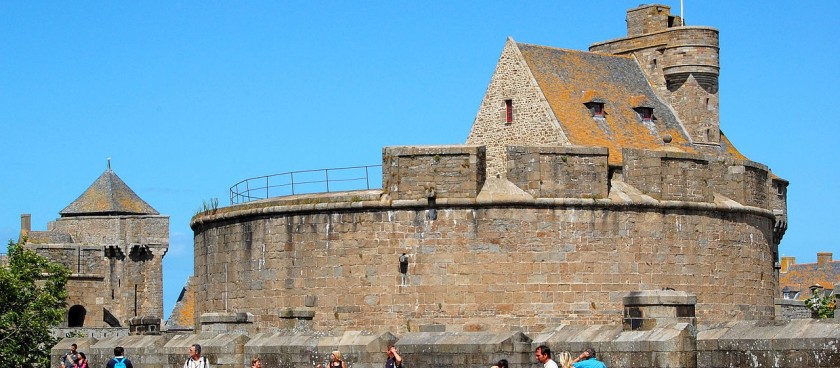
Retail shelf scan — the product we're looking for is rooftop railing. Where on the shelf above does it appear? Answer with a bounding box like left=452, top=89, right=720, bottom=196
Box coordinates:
left=230, top=165, right=383, bottom=205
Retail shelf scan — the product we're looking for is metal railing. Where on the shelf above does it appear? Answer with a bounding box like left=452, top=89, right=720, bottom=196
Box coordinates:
left=230, top=165, right=383, bottom=205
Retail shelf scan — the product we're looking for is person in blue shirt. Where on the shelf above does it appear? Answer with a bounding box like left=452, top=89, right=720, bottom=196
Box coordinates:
left=105, top=346, right=134, bottom=368
left=571, top=347, right=606, bottom=368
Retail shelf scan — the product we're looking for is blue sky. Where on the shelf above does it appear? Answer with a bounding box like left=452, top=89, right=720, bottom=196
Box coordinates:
left=2, top=1, right=838, bottom=319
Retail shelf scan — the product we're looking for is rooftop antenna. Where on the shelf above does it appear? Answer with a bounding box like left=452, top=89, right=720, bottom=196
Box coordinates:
left=107, top=157, right=112, bottom=170
left=681, top=0, right=684, bottom=25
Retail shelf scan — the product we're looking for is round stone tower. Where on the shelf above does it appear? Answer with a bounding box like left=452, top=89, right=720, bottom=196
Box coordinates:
left=591, top=4, right=721, bottom=146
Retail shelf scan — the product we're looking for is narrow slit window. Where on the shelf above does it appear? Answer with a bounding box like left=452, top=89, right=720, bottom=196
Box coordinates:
left=505, top=99, right=513, bottom=123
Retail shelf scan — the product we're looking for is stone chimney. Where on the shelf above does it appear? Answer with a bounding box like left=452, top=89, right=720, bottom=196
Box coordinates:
left=626, top=4, right=681, bottom=37
left=20, top=214, right=31, bottom=238
left=780, top=256, right=796, bottom=273
left=817, top=252, right=833, bottom=267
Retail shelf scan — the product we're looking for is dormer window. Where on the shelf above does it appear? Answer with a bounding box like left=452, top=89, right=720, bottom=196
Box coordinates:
left=585, top=102, right=605, bottom=118
left=635, top=107, right=654, bottom=122
left=504, top=99, right=513, bottom=123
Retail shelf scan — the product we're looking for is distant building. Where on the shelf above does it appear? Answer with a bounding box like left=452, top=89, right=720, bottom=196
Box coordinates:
left=20, top=166, right=168, bottom=329
left=779, top=252, right=839, bottom=300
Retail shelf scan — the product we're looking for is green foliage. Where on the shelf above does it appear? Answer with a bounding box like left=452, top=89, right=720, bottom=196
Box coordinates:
left=805, top=287, right=836, bottom=319
left=195, top=197, right=219, bottom=216
left=0, top=239, right=70, bottom=367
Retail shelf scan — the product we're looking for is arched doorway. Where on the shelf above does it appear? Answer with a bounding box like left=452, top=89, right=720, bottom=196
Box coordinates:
left=68, top=305, right=86, bottom=327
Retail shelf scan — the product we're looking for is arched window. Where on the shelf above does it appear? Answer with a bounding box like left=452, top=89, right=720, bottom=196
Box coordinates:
left=68, top=305, right=86, bottom=327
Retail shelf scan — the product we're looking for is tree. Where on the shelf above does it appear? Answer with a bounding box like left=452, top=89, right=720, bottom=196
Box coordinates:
left=0, top=239, right=70, bottom=367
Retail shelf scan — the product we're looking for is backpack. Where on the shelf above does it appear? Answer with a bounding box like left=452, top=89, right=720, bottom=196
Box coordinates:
left=114, top=357, right=127, bottom=368
left=184, top=357, right=208, bottom=368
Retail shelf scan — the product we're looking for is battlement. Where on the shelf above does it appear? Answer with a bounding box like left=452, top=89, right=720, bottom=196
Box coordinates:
left=382, top=145, right=486, bottom=201
left=374, top=145, right=775, bottom=214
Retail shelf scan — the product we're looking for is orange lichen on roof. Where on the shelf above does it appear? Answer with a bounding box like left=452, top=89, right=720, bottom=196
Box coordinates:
left=60, top=169, right=159, bottom=216
left=165, top=276, right=196, bottom=331
left=517, top=43, right=696, bottom=165
left=720, top=131, right=748, bottom=161
left=629, top=95, right=648, bottom=107
left=779, top=261, right=840, bottom=301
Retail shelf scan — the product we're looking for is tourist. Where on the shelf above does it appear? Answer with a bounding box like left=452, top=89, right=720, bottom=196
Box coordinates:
left=495, top=358, right=509, bottom=368
left=61, top=343, right=82, bottom=368
left=250, top=357, right=262, bottom=368
left=105, top=346, right=134, bottom=368
left=329, top=350, right=347, bottom=368
left=535, top=345, right=558, bottom=368
left=385, top=344, right=403, bottom=368
left=183, top=343, right=211, bottom=368
left=73, top=352, right=89, bottom=368
left=556, top=351, right=573, bottom=368
left=571, top=347, right=606, bottom=368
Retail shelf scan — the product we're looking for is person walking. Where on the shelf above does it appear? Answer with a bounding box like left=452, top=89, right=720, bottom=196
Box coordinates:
left=329, top=350, right=347, bottom=368
left=183, top=343, right=211, bottom=368
left=250, top=357, right=262, bottom=368
left=61, top=343, right=82, bottom=368
left=572, top=347, right=606, bottom=368
left=535, top=345, right=558, bottom=368
left=105, top=346, right=134, bottom=368
left=385, top=345, right=403, bottom=368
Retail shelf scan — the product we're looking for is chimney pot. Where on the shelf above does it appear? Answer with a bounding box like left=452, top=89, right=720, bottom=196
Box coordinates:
left=817, top=252, right=832, bottom=267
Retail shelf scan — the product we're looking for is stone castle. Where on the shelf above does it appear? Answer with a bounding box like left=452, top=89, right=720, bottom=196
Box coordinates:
left=42, top=4, right=840, bottom=368
left=188, top=3, right=788, bottom=333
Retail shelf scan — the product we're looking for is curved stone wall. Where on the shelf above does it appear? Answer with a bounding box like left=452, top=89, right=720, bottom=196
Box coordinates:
left=191, top=142, right=780, bottom=335
left=192, top=198, right=774, bottom=334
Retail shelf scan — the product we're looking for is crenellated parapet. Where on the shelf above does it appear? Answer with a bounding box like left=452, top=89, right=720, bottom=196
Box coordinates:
left=379, top=144, right=776, bottom=214
left=382, top=145, right=486, bottom=201
left=622, top=149, right=713, bottom=203
left=708, top=158, right=770, bottom=210
left=506, top=145, right=609, bottom=199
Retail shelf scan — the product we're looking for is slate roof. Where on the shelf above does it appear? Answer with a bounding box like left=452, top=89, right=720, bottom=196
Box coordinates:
left=164, top=276, right=196, bottom=332
left=60, top=169, right=159, bottom=216
left=516, top=43, right=746, bottom=164
left=779, top=261, right=840, bottom=300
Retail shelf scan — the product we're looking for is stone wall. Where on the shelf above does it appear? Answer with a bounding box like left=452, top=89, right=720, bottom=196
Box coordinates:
left=697, top=319, right=840, bottom=367
left=506, top=146, right=609, bottom=199
left=775, top=298, right=811, bottom=320
left=28, top=215, right=169, bottom=328
left=383, top=145, right=485, bottom=201
left=709, top=158, right=770, bottom=209
left=190, top=145, right=779, bottom=335
left=466, top=39, right=569, bottom=178
left=51, top=317, right=840, bottom=368
left=622, top=149, right=712, bottom=202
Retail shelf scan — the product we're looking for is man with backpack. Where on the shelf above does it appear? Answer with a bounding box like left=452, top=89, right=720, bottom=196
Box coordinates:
left=106, top=346, right=134, bottom=368
left=184, top=343, right=211, bottom=368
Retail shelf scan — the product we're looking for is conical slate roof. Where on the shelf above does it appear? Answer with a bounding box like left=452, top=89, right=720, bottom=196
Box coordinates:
left=60, top=169, right=159, bottom=216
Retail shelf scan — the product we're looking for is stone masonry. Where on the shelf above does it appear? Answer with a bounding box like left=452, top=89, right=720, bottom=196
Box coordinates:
left=49, top=4, right=816, bottom=368
left=22, top=168, right=168, bottom=329
left=188, top=144, right=779, bottom=335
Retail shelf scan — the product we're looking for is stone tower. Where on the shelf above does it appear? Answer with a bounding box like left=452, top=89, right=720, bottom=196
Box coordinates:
left=590, top=4, right=720, bottom=146
left=21, top=166, right=168, bottom=328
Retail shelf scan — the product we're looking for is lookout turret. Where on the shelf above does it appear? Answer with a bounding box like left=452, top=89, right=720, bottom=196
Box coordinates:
left=591, top=4, right=721, bottom=147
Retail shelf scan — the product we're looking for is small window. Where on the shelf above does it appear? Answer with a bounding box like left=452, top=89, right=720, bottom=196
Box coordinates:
left=505, top=99, right=513, bottom=123
left=635, top=107, right=654, bottom=122
left=585, top=102, right=605, bottom=118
